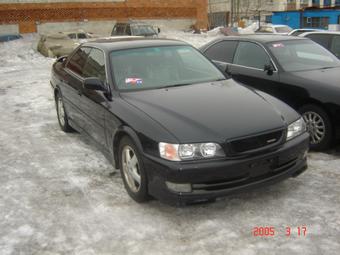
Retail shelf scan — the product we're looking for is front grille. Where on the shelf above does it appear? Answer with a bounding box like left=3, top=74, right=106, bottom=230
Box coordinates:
left=226, top=130, right=284, bottom=156
left=191, top=157, right=298, bottom=193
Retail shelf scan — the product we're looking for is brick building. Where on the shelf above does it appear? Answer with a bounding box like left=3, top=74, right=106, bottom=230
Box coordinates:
left=0, top=0, right=208, bottom=35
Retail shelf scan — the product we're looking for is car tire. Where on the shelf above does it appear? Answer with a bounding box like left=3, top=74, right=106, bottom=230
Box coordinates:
left=118, top=136, right=149, bottom=203
left=299, top=104, right=333, bottom=150
left=55, top=92, right=73, bottom=133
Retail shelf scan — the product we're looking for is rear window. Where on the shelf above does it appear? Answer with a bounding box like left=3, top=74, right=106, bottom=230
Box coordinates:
left=275, top=26, right=292, bottom=33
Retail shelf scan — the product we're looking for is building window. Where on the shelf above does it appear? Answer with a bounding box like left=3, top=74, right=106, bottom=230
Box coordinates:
left=312, top=0, right=320, bottom=7
left=323, top=0, right=331, bottom=6
left=303, top=17, right=329, bottom=28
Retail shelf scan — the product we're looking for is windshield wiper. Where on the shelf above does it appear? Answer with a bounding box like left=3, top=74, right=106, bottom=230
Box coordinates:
left=162, top=79, right=226, bottom=89
left=163, top=83, right=192, bottom=89
left=320, top=66, right=335, bottom=70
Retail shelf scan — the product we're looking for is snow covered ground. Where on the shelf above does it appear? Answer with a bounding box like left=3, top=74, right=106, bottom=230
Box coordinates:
left=0, top=33, right=339, bottom=255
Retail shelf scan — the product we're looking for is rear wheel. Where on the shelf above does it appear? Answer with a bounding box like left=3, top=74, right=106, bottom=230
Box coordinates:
left=55, top=92, right=73, bottom=132
left=299, top=104, right=332, bottom=150
left=118, top=136, right=149, bottom=203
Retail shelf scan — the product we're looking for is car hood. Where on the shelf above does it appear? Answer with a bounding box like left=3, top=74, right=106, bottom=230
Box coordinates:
left=287, top=67, right=340, bottom=89
left=121, top=80, right=288, bottom=143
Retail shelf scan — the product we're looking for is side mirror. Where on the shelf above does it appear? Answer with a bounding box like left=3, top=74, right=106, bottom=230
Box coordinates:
left=157, top=27, right=161, bottom=33
left=83, top=77, right=106, bottom=91
left=264, top=64, right=274, bottom=76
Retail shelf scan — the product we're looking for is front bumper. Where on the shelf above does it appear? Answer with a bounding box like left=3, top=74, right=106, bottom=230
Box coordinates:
left=143, top=133, right=309, bottom=206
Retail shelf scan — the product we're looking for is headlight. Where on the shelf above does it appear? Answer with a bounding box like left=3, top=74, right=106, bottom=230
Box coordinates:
left=286, top=117, right=306, bottom=141
left=159, top=142, right=225, bottom=161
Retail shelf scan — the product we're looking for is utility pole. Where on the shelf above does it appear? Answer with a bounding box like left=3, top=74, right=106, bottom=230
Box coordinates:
left=230, top=0, right=234, bottom=26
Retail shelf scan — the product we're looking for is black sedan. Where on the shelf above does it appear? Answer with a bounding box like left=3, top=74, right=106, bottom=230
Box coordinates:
left=200, top=35, right=340, bottom=150
left=51, top=38, right=309, bottom=205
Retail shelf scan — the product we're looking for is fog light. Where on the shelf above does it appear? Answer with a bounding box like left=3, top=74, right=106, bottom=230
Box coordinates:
left=166, top=181, right=192, bottom=193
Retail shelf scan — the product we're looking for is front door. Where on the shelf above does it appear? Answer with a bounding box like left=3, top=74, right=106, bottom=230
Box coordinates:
left=63, top=47, right=91, bottom=127
left=229, top=41, right=280, bottom=96
left=78, top=48, right=109, bottom=150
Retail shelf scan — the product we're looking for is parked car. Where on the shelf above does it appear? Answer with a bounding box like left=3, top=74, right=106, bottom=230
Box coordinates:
left=0, top=34, right=22, bottom=42
left=288, top=28, right=322, bottom=36
left=200, top=35, right=340, bottom=150
left=256, top=25, right=292, bottom=35
left=111, top=21, right=159, bottom=37
left=299, top=31, right=340, bottom=59
left=51, top=38, right=309, bottom=205
left=37, top=31, right=95, bottom=58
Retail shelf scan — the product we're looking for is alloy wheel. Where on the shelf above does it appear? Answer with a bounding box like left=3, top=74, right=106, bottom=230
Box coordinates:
left=121, top=145, right=141, bottom=193
left=302, top=111, right=325, bottom=145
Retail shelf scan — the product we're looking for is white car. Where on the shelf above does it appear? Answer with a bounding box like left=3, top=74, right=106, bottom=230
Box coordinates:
left=256, top=24, right=292, bottom=35
left=288, top=28, right=323, bottom=36
left=299, top=31, right=340, bottom=58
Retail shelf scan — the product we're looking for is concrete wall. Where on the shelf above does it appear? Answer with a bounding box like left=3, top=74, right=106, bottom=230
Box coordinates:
left=0, top=24, right=19, bottom=35
left=37, top=19, right=196, bottom=36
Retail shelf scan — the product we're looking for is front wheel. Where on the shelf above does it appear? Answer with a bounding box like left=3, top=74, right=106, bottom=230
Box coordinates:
left=55, top=92, right=73, bottom=132
left=299, top=104, right=333, bottom=151
left=118, top=136, right=149, bottom=203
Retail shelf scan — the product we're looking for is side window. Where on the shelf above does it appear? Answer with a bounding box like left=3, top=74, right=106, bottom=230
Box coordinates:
left=82, top=48, right=106, bottom=82
left=204, top=41, right=238, bottom=63
left=114, top=24, right=126, bottom=35
left=77, top=33, right=87, bottom=39
left=68, top=33, right=76, bottom=39
left=330, top=35, right=340, bottom=58
left=66, top=47, right=91, bottom=76
left=234, top=42, right=271, bottom=70
left=126, top=25, right=132, bottom=35
left=306, top=34, right=331, bottom=49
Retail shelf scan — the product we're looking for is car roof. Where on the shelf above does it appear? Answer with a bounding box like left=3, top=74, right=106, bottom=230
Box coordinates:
left=299, top=31, right=340, bottom=37
left=261, top=24, right=289, bottom=28
left=219, top=34, right=307, bottom=43
left=116, top=20, right=153, bottom=25
left=82, top=38, right=188, bottom=52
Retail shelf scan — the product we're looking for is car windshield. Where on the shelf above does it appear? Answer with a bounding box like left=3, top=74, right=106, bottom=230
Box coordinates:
left=258, top=27, right=273, bottom=33
left=131, top=25, right=157, bottom=36
left=268, top=39, right=340, bottom=72
left=275, top=26, right=292, bottom=33
left=110, top=45, right=225, bottom=91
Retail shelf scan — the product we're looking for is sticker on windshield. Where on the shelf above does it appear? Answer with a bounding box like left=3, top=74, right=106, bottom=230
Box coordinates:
left=272, top=43, right=285, bottom=48
left=125, top=78, right=143, bottom=85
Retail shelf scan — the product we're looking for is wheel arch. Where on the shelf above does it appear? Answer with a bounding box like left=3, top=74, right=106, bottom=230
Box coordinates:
left=112, top=126, right=144, bottom=169
left=296, top=97, right=336, bottom=129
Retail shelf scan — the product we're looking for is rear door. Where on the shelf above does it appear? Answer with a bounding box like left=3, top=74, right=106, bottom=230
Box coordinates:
left=203, top=40, right=238, bottom=75
left=229, top=41, right=280, bottom=95
left=62, top=47, right=90, bottom=127
left=78, top=48, right=109, bottom=149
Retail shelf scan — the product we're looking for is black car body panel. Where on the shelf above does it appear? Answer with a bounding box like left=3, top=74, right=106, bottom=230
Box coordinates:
left=51, top=38, right=309, bottom=205
left=200, top=35, right=340, bottom=140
